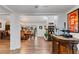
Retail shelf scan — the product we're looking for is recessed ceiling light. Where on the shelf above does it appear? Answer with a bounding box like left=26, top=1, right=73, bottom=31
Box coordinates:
left=34, top=5, right=39, bottom=8
left=34, top=5, right=48, bottom=8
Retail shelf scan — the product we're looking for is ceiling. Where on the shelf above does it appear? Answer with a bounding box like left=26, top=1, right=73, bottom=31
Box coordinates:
left=19, top=16, right=47, bottom=23
left=0, top=5, right=75, bottom=24
left=0, top=5, right=75, bottom=15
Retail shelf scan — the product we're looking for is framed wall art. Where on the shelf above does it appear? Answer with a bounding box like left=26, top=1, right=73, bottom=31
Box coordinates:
left=68, top=9, right=79, bottom=32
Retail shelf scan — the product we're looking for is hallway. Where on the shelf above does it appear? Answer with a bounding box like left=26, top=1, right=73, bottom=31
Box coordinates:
left=10, top=37, right=52, bottom=54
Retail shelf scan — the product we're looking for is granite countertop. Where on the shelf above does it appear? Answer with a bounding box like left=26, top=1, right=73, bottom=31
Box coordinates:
left=52, top=35, right=79, bottom=41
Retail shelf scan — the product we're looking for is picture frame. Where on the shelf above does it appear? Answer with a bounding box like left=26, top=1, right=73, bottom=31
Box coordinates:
left=67, top=8, right=79, bottom=33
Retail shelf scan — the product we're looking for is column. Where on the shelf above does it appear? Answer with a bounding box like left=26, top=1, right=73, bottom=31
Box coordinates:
left=10, top=15, right=21, bottom=50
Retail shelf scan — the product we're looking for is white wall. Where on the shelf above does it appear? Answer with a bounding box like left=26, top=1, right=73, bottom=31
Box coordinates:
left=36, top=23, right=45, bottom=37
left=57, top=14, right=67, bottom=35
left=48, top=14, right=66, bottom=29
left=56, top=14, right=67, bottom=30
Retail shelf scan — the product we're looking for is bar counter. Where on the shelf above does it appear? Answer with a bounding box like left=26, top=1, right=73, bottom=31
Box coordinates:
left=52, top=35, right=79, bottom=54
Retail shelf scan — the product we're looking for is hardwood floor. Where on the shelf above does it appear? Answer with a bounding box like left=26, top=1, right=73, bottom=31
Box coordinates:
left=0, top=39, right=10, bottom=54
left=10, top=37, right=52, bottom=54
left=1, top=36, right=79, bottom=54
left=0, top=37, right=52, bottom=54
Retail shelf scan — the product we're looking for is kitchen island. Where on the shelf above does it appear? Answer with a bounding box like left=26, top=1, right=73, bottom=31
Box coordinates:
left=52, top=35, right=79, bottom=54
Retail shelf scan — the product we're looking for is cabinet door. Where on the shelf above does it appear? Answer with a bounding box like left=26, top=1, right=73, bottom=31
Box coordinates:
left=53, top=39, right=59, bottom=54
left=59, top=44, right=68, bottom=54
